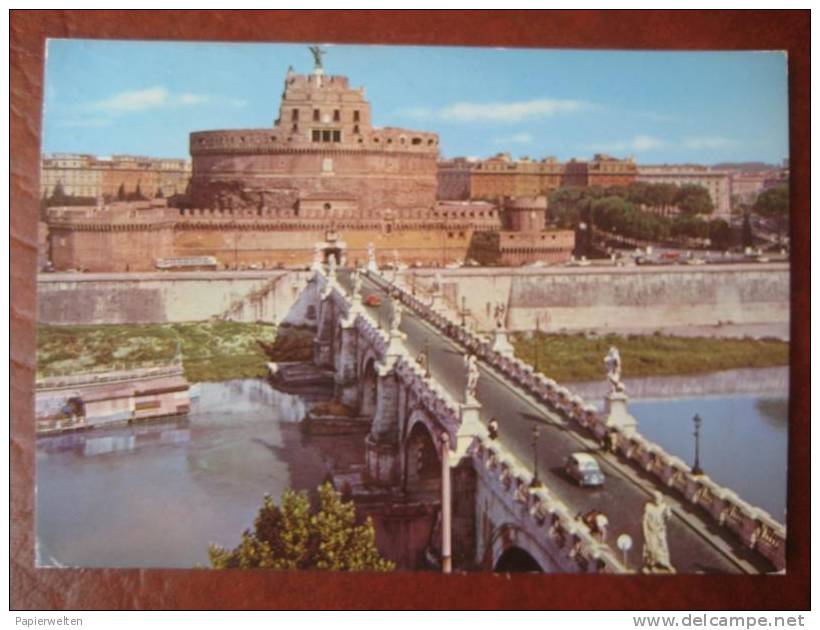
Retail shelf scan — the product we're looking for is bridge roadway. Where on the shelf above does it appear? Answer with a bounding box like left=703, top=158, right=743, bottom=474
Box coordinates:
left=343, top=270, right=772, bottom=574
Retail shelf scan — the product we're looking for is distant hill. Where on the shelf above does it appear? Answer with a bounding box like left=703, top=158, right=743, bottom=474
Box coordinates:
left=712, top=162, right=780, bottom=171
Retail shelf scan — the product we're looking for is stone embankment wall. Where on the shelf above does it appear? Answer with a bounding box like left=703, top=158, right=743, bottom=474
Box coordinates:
left=408, top=263, right=789, bottom=333
left=37, top=270, right=311, bottom=325
left=38, top=263, right=789, bottom=330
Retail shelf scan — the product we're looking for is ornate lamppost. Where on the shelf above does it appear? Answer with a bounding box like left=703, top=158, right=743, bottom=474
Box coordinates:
left=691, top=413, right=704, bottom=475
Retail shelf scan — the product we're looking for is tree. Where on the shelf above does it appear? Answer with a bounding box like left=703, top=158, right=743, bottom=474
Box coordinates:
left=134, top=181, right=145, bottom=200
left=742, top=212, right=754, bottom=248
left=50, top=181, right=68, bottom=205
left=209, top=482, right=395, bottom=571
left=707, top=219, right=733, bottom=251
left=155, top=186, right=165, bottom=199
left=547, top=186, right=588, bottom=228
left=753, top=185, right=789, bottom=218
left=674, top=185, right=714, bottom=215
left=117, top=183, right=126, bottom=201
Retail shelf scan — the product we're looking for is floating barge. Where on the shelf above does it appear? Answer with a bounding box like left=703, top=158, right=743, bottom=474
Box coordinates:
left=36, top=364, right=191, bottom=434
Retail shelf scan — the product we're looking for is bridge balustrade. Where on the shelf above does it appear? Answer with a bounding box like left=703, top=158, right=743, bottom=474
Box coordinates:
left=363, top=268, right=787, bottom=572
left=469, top=435, right=625, bottom=574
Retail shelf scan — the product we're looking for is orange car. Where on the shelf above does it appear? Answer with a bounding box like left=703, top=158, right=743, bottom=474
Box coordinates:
left=364, top=294, right=382, bottom=307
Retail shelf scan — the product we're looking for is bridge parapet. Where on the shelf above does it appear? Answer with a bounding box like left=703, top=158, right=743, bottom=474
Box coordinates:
left=469, top=435, right=626, bottom=573
left=366, top=269, right=787, bottom=572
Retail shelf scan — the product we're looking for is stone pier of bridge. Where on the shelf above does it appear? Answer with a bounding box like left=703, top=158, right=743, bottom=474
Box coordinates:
left=278, top=260, right=786, bottom=574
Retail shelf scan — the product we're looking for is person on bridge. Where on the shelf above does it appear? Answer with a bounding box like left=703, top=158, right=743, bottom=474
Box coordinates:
left=578, top=509, right=609, bottom=543
left=488, top=417, right=499, bottom=440
left=601, top=428, right=620, bottom=454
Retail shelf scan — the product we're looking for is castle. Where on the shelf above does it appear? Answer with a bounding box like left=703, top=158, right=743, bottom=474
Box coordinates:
left=44, top=50, right=574, bottom=272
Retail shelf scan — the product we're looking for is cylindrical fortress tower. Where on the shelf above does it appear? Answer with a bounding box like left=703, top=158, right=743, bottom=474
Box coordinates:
left=502, top=195, right=548, bottom=231
left=189, top=55, right=440, bottom=218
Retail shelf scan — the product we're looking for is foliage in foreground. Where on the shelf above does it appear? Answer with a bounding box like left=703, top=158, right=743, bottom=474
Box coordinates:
left=208, top=482, right=395, bottom=571
left=512, top=332, right=789, bottom=383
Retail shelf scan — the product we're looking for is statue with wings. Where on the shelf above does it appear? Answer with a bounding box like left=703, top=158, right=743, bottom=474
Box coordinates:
left=308, top=45, right=327, bottom=69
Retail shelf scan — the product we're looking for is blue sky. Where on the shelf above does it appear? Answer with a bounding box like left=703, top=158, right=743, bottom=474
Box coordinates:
left=42, top=40, right=789, bottom=164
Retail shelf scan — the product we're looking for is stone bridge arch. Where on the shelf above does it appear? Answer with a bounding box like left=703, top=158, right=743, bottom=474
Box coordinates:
left=403, top=413, right=442, bottom=497
left=484, top=523, right=551, bottom=573
left=494, top=546, right=543, bottom=573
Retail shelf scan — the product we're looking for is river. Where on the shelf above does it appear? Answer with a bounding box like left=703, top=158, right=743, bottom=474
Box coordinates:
left=36, top=376, right=788, bottom=568
left=35, top=379, right=363, bottom=568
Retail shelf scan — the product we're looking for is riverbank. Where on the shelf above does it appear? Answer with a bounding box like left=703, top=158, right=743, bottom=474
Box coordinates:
left=564, top=366, right=788, bottom=402
left=37, top=321, right=280, bottom=382
left=511, top=331, right=788, bottom=384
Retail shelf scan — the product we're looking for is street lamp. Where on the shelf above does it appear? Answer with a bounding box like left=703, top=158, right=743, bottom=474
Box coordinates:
left=691, top=413, right=704, bottom=475
left=616, top=533, right=633, bottom=568
left=461, top=295, right=467, bottom=327
left=534, top=314, right=541, bottom=373
left=530, top=424, right=543, bottom=489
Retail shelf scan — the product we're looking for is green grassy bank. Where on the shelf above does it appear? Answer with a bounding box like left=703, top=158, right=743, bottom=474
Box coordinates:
left=37, top=321, right=315, bottom=383
left=511, top=332, right=789, bottom=383
left=37, top=323, right=787, bottom=385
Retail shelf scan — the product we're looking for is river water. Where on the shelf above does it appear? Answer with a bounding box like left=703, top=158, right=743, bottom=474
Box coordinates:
left=631, top=395, right=788, bottom=522
left=35, top=379, right=363, bottom=568
left=36, top=377, right=788, bottom=568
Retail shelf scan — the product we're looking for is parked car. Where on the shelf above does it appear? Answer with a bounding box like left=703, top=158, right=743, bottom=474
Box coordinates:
left=364, top=294, right=382, bottom=307
left=564, top=452, right=605, bottom=487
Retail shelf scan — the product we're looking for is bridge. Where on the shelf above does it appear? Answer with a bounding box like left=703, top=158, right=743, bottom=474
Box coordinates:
left=276, top=256, right=786, bottom=574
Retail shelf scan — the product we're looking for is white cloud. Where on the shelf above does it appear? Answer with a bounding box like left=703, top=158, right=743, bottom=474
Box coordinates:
left=176, top=92, right=210, bottom=106
left=86, top=86, right=213, bottom=114
left=439, top=98, right=590, bottom=123
left=401, top=98, right=591, bottom=123
left=398, top=106, right=434, bottom=119
left=89, top=86, right=170, bottom=113
left=586, top=134, right=666, bottom=153
left=682, top=136, right=736, bottom=150
left=494, top=132, right=534, bottom=145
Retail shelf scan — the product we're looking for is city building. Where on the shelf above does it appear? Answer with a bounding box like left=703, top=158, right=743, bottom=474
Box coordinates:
left=636, top=164, right=732, bottom=219
left=40, top=153, right=192, bottom=200
left=437, top=153, right=637, bottom=201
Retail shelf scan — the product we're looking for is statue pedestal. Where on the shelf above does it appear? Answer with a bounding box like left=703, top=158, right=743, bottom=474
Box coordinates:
left=450, top=401, right=483, bottom=465
left=604, top=391, right=638, bottom=436
left=491, top=327, right=515, bottom=358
